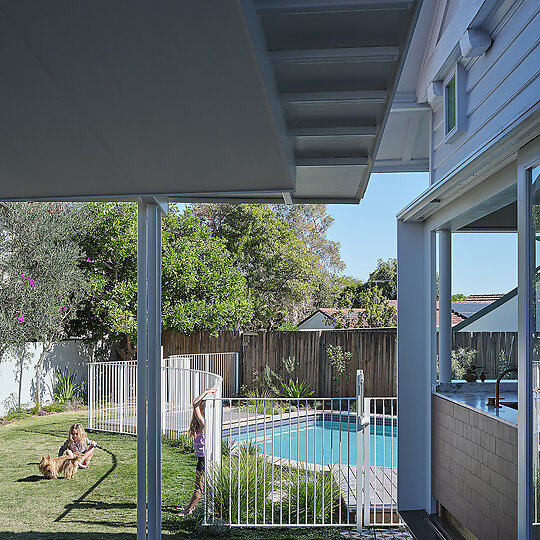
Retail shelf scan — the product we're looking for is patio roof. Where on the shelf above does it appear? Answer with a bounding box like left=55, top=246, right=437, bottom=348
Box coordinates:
left=0, top=0, right=422, bottom=204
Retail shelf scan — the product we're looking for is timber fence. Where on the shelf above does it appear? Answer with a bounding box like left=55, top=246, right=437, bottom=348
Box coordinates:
left=163, top=329, right=396, bottom=397
left=162, top=329, right=518, bottom=396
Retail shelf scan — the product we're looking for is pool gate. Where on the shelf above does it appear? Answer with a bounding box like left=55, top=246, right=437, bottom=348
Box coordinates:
left=204, top=372, right=399, bottom=529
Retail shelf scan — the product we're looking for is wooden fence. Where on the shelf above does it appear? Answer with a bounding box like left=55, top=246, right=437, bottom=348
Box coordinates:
left=452, top=331, right=517, bottom=379
left=162, top=329, right=518, bottom=398
left=163, top=329, right=396, bottom=397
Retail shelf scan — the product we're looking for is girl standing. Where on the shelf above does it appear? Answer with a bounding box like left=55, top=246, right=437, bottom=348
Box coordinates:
left=177, top=387, right=217, bottom=517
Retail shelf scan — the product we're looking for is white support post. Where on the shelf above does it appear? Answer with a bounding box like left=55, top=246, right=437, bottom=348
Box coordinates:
left=147, top=204, right=162, bottom=540
left=438, top=229, right=452, bottom=383
left=517, top=148, right=533, bottom=539
left=397, top=219, right=434, bottom=514
left=356, top=370, right=364, bottom=531
left=137, top=202, right=148, bottom=540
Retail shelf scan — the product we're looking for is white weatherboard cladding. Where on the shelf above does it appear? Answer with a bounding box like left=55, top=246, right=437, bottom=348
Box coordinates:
left=431, top=0, right=540, bottom=186
left=297, top=311, right=332, bottom=331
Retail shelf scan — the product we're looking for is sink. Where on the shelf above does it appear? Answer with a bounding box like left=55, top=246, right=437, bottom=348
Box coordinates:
left=502, top=401, right=518, bottom=410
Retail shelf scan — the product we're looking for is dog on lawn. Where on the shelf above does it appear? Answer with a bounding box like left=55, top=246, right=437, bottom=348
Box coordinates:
left=39, top=452, right=84, bottom=479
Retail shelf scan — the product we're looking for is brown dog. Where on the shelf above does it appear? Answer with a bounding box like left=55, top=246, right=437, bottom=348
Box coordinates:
left=39, top=452, right=83, bottom=479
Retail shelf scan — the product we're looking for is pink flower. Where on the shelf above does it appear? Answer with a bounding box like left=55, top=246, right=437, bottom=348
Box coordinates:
left=18, top=314, right=24, bottom=323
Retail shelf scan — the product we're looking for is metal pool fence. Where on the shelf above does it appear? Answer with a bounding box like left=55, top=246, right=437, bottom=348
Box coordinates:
left=166, top=353, right=239, bottom=397
left=204, top=384, right=399, bottom=529
left=87, top=360, right=222, bottom=437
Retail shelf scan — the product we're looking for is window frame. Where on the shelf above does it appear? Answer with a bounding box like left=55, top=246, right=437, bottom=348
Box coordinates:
left=443, top=63, right=466, bottom=143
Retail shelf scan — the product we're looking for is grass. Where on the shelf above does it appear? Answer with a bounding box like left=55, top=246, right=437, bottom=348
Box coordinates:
left=0, top=411, right=355, bottom=539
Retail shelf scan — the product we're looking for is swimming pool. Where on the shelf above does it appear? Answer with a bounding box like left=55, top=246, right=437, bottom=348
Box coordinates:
left=228, top=414, right=397, bottom=468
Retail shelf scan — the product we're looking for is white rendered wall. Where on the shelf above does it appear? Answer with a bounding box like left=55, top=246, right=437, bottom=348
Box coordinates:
left=0, top=340, right=92, bottom=415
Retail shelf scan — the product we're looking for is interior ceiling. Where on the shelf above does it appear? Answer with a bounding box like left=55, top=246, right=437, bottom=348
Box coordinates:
left=0, top=0, right=422, bottom=204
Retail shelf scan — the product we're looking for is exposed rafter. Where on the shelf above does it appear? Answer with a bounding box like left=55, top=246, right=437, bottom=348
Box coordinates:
left=280, top=90, right=387, bottom=104
left=269, top=46, right=399, bottom=65
left=255, top=0, right=413, bottom=15
left=289, top=126, right=377, bottom=137
left=296, top=157, right=368, bottom=166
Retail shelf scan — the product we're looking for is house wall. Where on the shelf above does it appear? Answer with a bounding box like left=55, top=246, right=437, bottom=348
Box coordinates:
left=0, top=340, right=92, bottom=416
left=430, top=0, right=540, bottom=186
left=297, top=312, right=334, bottom=330
left=432, top=394, right=517, bottom=539
left=457, top=295, right=517, bottom=332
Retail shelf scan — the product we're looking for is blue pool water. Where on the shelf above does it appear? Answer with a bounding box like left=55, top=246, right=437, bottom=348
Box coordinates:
left=233, top=418, right=397, bottom=467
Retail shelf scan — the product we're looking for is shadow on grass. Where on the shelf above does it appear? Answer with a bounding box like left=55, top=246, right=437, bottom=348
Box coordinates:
left=17, top=475, right=46, bottom=483
left=54, top=446, right=117, bottom=523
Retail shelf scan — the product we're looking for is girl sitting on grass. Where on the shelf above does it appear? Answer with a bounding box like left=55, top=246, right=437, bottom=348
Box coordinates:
left=177, top=387, right=217, bottom=517
left=58, top=423, right=97, bottom=469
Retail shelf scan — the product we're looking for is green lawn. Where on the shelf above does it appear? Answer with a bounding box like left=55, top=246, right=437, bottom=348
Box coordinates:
left=0, top=411, right=352, bottom=539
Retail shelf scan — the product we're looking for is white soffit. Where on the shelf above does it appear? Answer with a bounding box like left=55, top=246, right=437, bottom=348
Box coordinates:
left=0, top=1, right=294, bottom=200
left=0, top=0, right=422, bottom=204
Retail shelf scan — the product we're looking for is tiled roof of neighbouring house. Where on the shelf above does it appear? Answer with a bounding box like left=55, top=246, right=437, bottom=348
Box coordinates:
left=463, top=294, right=504, bottom=303
left=316, top=302, right=398, bottom=328
left=306, top=296, right=500, bottom=329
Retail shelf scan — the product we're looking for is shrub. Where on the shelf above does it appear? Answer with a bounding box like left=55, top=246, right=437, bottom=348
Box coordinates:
left=280, top=379, right=314, bottom=398
left=207, top=450, right=345, bottom=525
left=43, top=401, right=66, bottom=413
left=451, top=348, right=477, bottom=379
left=49, top=368, right=80, bottom=403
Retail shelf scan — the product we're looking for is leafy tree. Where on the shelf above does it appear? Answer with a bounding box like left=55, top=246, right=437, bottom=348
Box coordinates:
left=362, top=286, right=396, bottom=327
left=0, top=202, right=90, bottom=409
left=161, top=210, right=253, bottom=334
left=366, top=258, right=397, bottom=300
left=271, top=204, right=344, bottom=274
left=337, top=258, right=396, bottom=308
left=452, top=293, right=467, bottom=301
left=73, top=203, right=253, bottom=359
left=191, top=204, right=323, bottom=328
left=330, top=286, right=396, bottom=329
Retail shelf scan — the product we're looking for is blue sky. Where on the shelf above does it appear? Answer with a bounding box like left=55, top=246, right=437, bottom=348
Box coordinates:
left=326, top=172, right=517, bottom=296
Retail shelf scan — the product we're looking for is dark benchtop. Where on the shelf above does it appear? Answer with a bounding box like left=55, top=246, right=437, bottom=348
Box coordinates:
left=434, top=381, right=518, bottom=426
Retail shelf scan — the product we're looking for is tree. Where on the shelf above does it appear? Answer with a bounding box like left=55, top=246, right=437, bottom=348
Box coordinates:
left=452, top=293, right=467, bottom=301
left=191, top=204, right=323, bottom=328
left=362, top=286, right=396, bottom=327
left=336, top=258, right=397, bottom=308
left=271, top=204, right=344, bottom=273
left=366, top=258, right=397, bottom=300
left=72, top=203, right=253, bottom=359
left=0, top=202, right=90, bottom=409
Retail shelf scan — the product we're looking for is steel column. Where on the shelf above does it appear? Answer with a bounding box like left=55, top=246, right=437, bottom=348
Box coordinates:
left=438, top=229, right=452, bottom=383
left=147, top=205, right=162, bottom=539
left=517, top=149, right=533, bottom=539
left=137, top=203, right=148, bottom=540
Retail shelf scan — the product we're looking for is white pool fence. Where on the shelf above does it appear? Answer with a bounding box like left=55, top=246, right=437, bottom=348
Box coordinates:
left=87, top=357, right=227, bottom=437
left=204, top=392, right=399, bottom=529
left=87, top=360, right=398, bottom=529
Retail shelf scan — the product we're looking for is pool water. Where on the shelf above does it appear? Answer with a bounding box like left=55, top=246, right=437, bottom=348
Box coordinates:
left=234, top=419, right=397, bottom=467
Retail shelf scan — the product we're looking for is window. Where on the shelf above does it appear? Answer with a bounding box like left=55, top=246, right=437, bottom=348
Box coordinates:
left=445, top=76, right=456, bottom=134
left=443, top=64, right=466, bottom=142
